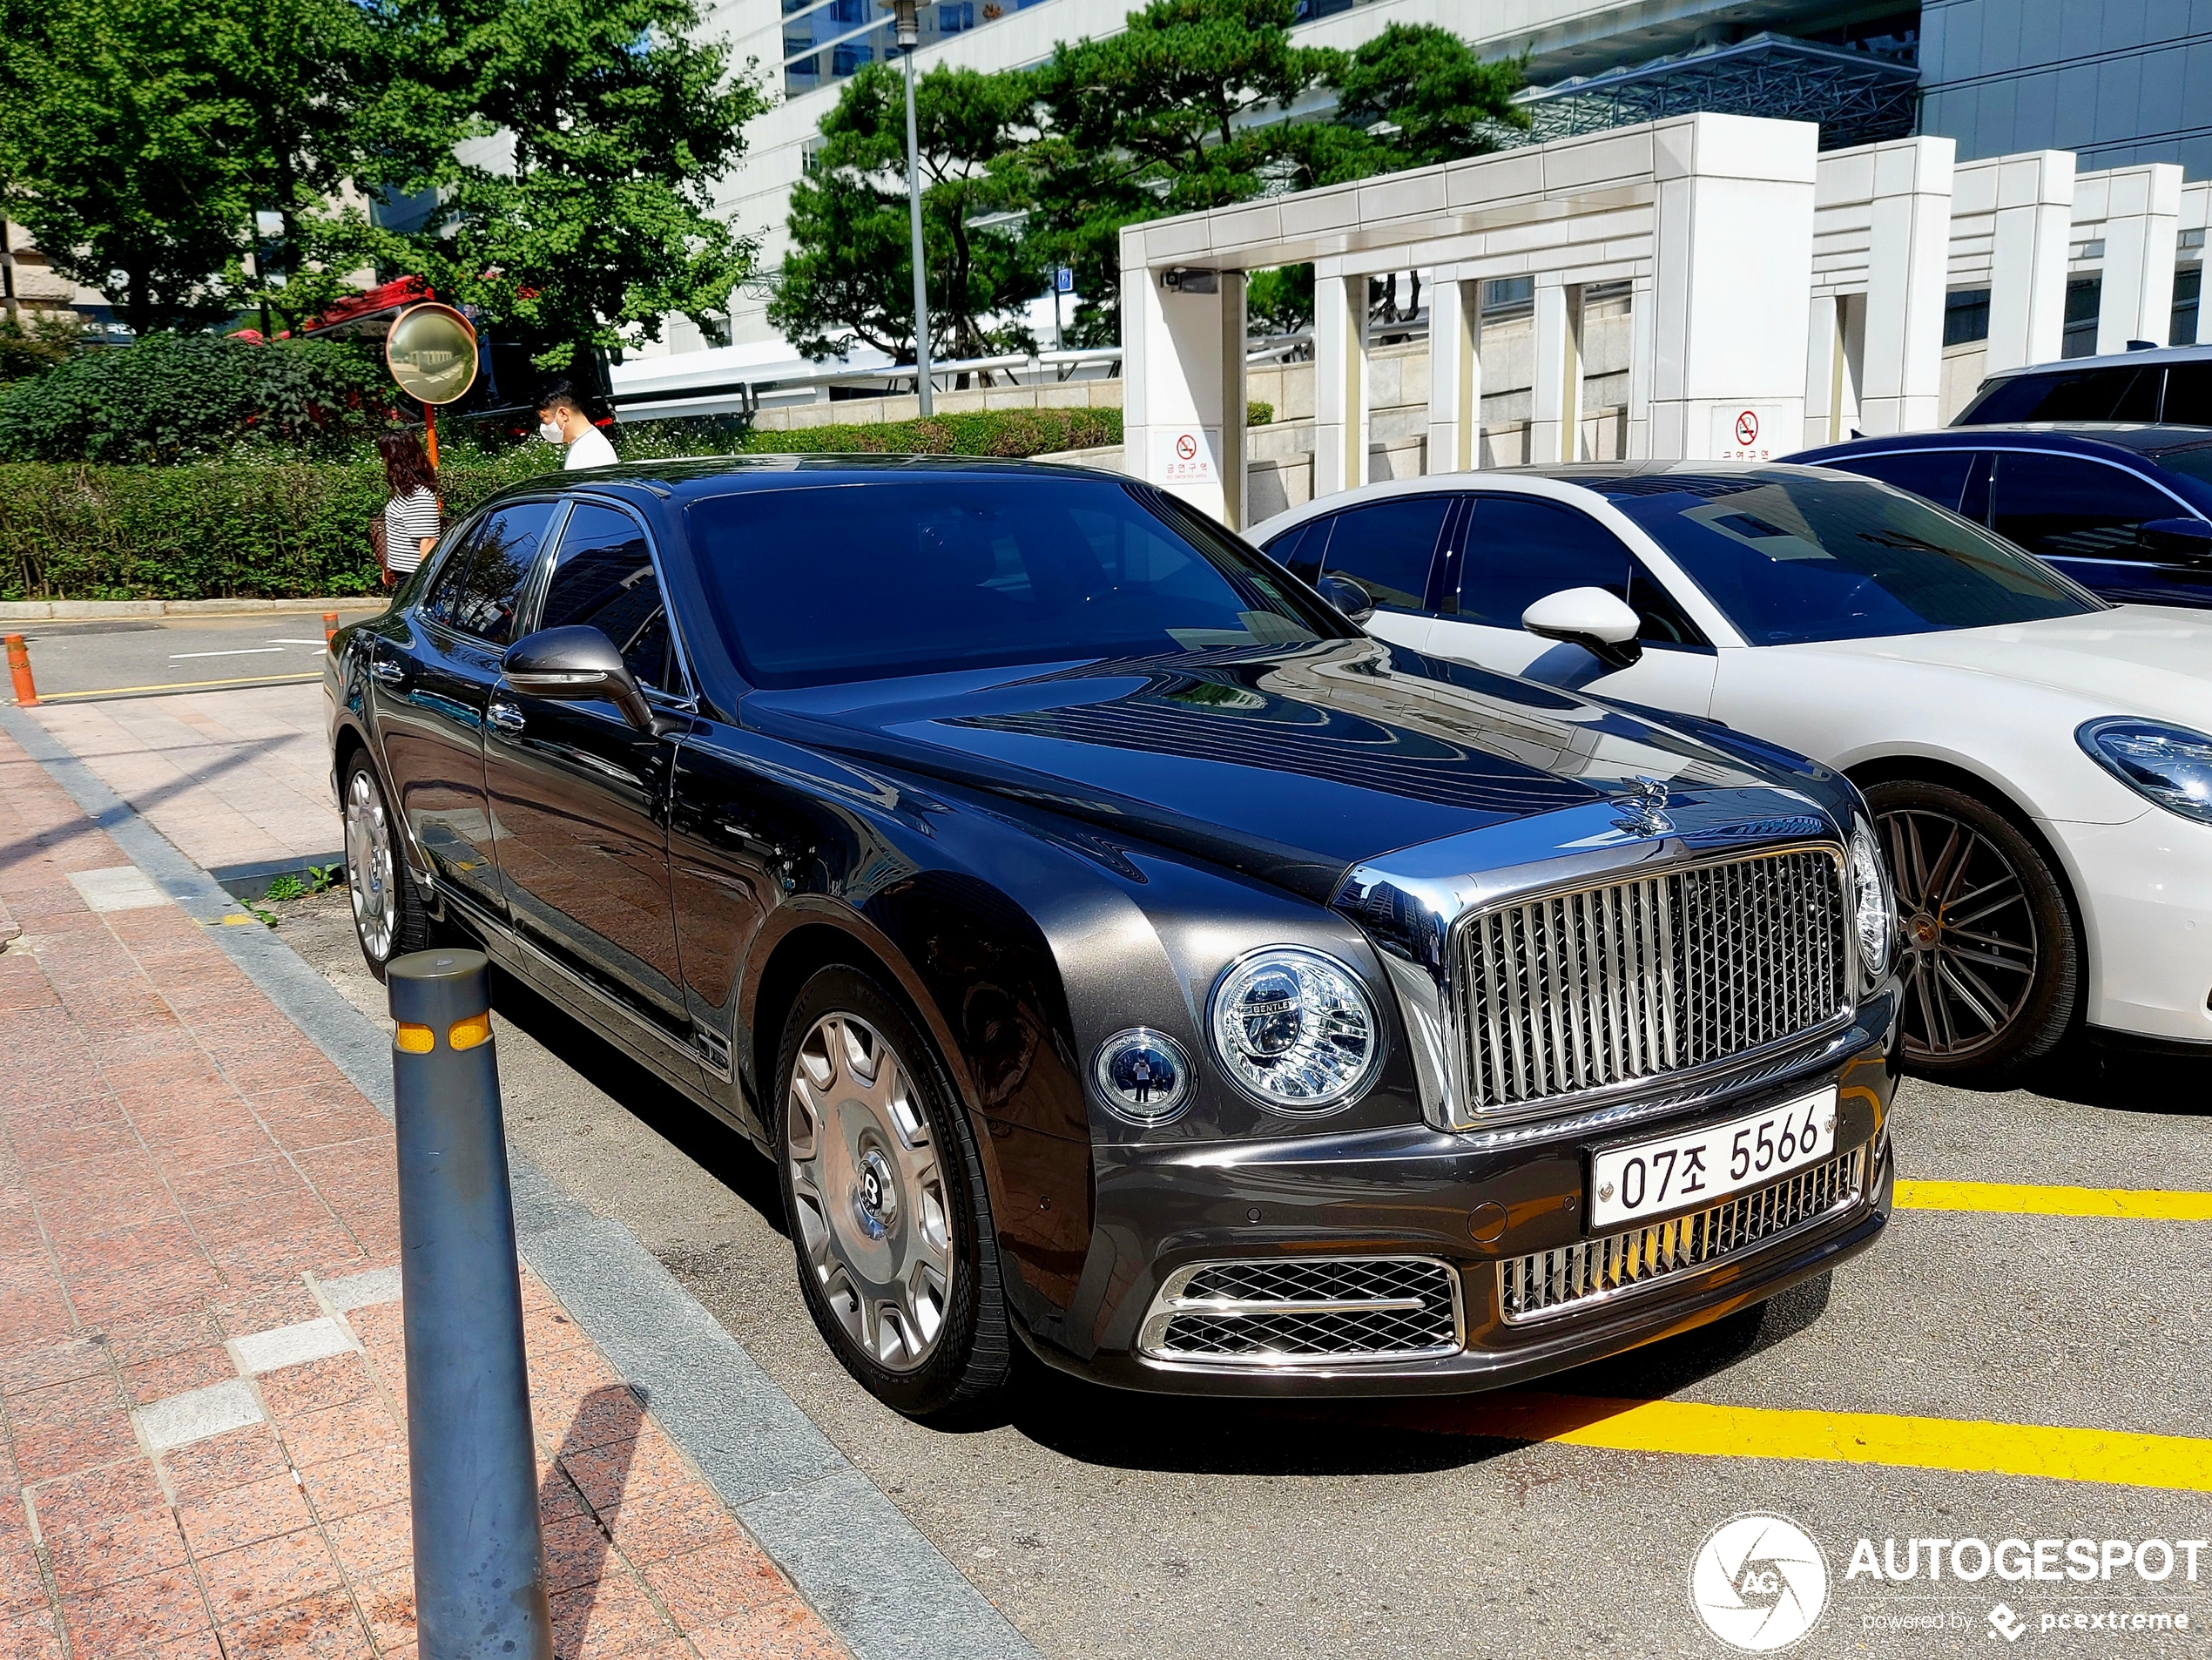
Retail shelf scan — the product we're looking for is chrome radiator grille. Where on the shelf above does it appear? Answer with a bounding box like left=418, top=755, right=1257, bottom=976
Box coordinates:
left=1139, top=1258, right=1461, bottom=1365
left=1498, top=1145, right=1865, bottom=1323
left=1453, top=847, right=1847, bottom=1114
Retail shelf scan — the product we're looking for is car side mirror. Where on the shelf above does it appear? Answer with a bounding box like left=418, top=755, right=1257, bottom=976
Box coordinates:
left=1521, top=586, right=1644, bottom=670
left=502, top=625, right=660, bottom=733
left=1315, top=574, right=1375, bottom=624
left=2140, top=517, right=2212, bottom=560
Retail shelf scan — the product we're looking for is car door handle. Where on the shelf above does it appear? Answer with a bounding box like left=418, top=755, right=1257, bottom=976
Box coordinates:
left=487, top=698, right=526, bottom=732
left=368, top=658, right=406, bottom=684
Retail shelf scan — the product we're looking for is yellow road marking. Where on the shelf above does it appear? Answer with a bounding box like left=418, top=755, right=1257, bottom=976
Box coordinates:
left=1895, top=1179, right=2212, bottom=1220
left=1408, top=1396, right=2212, bottom=1493
left=30, top=671, right=326, bottom=702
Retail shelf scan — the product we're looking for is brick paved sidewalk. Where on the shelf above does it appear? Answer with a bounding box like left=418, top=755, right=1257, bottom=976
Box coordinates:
left=0, top=722, right=845, bottom=1660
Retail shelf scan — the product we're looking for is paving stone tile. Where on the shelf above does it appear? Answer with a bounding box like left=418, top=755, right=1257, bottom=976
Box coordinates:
left=0, top=1336, right=105, bottom=1398
left=197, top=1527, right=342, bottom=1623
left=22, top=1459, right=165, bottom=1535
left=176, top=1470, right=318, bottom=1558
left=549, top=1566, right=673, bottom=1660
left=6, top=1117, right=141, bottom=1171
left=638, top=1535, right=791, bottom=1635
left=603, top=1486, right=745, bottom=1569
left=277, top=1397, right=397, bottom=1471
left=98, top=1309, right=226, bottom=1371
left=298, top=1446, right=408, bottom=1521
left=219, top=1587, right=373, bottom=1659
left=542, top=1513, right=617, bottom=1596
left=40, top=1501, right=190, bottom=1596
left=687, top=1606, right=848, bottom=1660
left=0, top=1508, right=47, bottom=1617
left=257, top=1352, right=372, bottom=1420
left=70, top=1258, right=227, bottom=1326
left=158, top=1425, right=290, bottom=1506
left=0, top=1609, right=64, bottom=1660
left=57, top=1565, right=212, bottom=1656
left=559, top=1429, right=695, bottom=1515
left=133, top=1380, right=263, bottom=1454
left=322, top=1500, right=410, bottom=1586
left=212, top=1285, right=325, bottom=1338
left=7, top=1407, right=141, bottom=1484
left=352, top=1566, right=415, bottom=1653
left=121, top=1347, right=238, bottom=1407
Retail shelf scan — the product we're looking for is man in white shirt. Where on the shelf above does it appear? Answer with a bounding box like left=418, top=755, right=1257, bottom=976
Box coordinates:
left=536, top=381, right=619, bottom=470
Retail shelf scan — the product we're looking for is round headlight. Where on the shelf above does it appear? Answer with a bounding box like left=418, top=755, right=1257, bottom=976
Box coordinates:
left=1849, top=818, right=1892, bottom=982
left=1208, top=948, right=1379, bottom=1112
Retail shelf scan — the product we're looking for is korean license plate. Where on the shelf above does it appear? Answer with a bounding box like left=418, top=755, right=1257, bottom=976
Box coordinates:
left=1588, top=1086, right=1839, bottom=1231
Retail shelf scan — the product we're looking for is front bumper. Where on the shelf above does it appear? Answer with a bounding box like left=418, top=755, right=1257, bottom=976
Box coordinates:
left=1028, top=995, right=1898, bottom=1396
left=2048, top=811, right=2212, bottom=1048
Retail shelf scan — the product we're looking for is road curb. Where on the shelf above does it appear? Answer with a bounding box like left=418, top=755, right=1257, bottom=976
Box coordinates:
left=0, top=701, right=1041, bottom=1660
left=0, top=596, right=380, bottom=620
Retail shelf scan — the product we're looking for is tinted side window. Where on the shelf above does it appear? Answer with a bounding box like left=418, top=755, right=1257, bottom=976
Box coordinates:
left=1456, top=496, right=1629, bottom=627
left=540, top=505, right=677, bottom=693
left=423, top=502, right=556, bottom=644
left=1262, top=519, right=1325, bottom=583
left=1313, top=496, right=1450, bottom=610
left=2161, top=362, right=2212, bottom=426
left=1824, top=450, right=1977, bottom=514
left=1959, top=366, right=2159, bottom=423
left=1990, top=454, right=2182, bottom=561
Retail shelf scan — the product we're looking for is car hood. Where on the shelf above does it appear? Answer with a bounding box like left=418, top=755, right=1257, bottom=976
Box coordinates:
left=740, top=639, right=1843, bottom=902
left=1782, top=604, right=2212, bottom=723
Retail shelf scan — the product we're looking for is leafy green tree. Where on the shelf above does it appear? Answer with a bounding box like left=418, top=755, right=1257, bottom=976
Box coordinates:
left=772, top=62, right=1037, bottom=364
left=1329, top=24, right=1527, bottom=172
left=368, top=0, right=769, bottom=373
left=0, top=311, right=91, bottom=382
left=0, top=0, right=253, bottom=335
left=1245, top=263, right=1312, bottom=336
left=1024, top=0, right=1352, bottom=344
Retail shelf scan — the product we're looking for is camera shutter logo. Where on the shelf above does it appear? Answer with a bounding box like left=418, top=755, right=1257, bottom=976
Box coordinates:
left=1689, top=1513, right=1830, bottom=1651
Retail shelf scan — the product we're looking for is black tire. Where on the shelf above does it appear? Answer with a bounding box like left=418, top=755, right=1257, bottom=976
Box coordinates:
left=1865, top=778, right=2078, bottom=1077
left=341, top=752, right=435, bottom=983
left=773, top=965, right=1009, bottom=1418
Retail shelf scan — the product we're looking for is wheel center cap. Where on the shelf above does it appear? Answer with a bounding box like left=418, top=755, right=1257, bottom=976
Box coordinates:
left=1908, top=913, right=1941, bottom=948
left=854, top=1148, right=898, bottom=1238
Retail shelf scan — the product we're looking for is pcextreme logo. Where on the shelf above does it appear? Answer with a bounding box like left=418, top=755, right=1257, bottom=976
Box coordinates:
left=1689, top=1513, right=1831, bottom=1651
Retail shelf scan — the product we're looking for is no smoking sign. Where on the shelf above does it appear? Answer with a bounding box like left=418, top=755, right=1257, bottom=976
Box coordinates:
left=1711, top=404, right=1791, bottom=462
left=1153, top=428, right=1217, bottom=485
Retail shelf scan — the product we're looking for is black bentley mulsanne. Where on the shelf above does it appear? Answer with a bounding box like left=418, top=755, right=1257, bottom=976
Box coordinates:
left=327, top=456, right=1899, bottom=1418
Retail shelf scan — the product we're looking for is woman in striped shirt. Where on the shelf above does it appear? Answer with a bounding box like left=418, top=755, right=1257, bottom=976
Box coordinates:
left=375, top=432, right=442, bottom=587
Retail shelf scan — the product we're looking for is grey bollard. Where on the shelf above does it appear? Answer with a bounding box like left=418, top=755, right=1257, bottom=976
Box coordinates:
left=388, top=948, right=553, bottom=1660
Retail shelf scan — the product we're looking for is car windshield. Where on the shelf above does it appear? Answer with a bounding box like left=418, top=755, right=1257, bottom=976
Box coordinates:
left=1598, top=469, right=2103, bottom=644
left=685, top=476, right=1345, bottom=687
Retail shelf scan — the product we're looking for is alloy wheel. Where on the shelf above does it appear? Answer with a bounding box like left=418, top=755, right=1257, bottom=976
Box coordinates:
left=784, top=1011, right=954, bottom=1372
left=1879, top=805, right=2038, bottom=1064
left=345, top=768, right=397, bottom=964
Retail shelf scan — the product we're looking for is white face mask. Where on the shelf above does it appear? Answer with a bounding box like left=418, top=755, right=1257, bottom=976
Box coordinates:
left=538, top=420, right=565, bottom=445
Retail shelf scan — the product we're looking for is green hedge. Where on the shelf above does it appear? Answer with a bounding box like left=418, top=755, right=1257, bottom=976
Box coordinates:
left=1, top=402, right=1267, bottom=600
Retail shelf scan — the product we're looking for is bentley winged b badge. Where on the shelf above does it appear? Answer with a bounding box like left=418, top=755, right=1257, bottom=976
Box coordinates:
left=1611, top=775, right=1674, bottom=837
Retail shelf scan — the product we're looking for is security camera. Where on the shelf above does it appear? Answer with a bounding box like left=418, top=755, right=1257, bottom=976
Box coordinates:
left=1160, top=267, right=1219, bottom=294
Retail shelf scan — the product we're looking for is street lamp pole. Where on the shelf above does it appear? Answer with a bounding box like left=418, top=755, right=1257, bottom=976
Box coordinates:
left=891, top=0, right=933, bottom=415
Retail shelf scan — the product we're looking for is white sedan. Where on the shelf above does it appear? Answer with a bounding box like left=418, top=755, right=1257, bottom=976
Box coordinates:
left=1251, top=463, right=2212, bottom=1075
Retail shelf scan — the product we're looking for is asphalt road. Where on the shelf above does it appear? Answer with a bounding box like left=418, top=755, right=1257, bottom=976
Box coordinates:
left=7, top=605, right=385, bottom=701
left=275, top=885, right=2212, bottom=1659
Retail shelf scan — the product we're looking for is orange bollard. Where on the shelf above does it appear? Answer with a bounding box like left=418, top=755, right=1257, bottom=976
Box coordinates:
left=323, top=611, right=341, bottom=649
left=3, top=634, right=35, bottom=707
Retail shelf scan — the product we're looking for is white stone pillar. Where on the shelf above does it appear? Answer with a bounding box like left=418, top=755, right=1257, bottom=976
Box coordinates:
left=1220, top=270, right=1248, bottom=530
left=2092, top=163, right=2184, bottom=353
left=1531, top=280, right=1584, bottom=463
left=1642, top=113, right=1817, bottom=461
left=1313, top=271, right=1367, bottom=497
left=1425, top=277, right=1479, bottom=473
left=1627, top=272, right=1656, bottom=459
left=1858, top=136, right=1955, bottom=435
left=1984, top=150, right=2075, bottom=373
left=1120, top=240, right=1231, bottom=523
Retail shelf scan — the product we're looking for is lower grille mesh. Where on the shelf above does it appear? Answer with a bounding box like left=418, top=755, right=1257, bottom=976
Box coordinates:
left=1143, top=1258, right=1460, bottom=1364
left=1499, top=1146, right=1866, bottom=1323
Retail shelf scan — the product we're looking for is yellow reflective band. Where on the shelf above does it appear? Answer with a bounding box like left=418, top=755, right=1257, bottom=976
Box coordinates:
left=447, top=1011, right=491, bottom=1050
left=394, top=1022, right=434, bottom=1053
left=1895, top=1179, right=2212, bottom=1221
left=1459, top=1396, right=2212, bottom=1494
